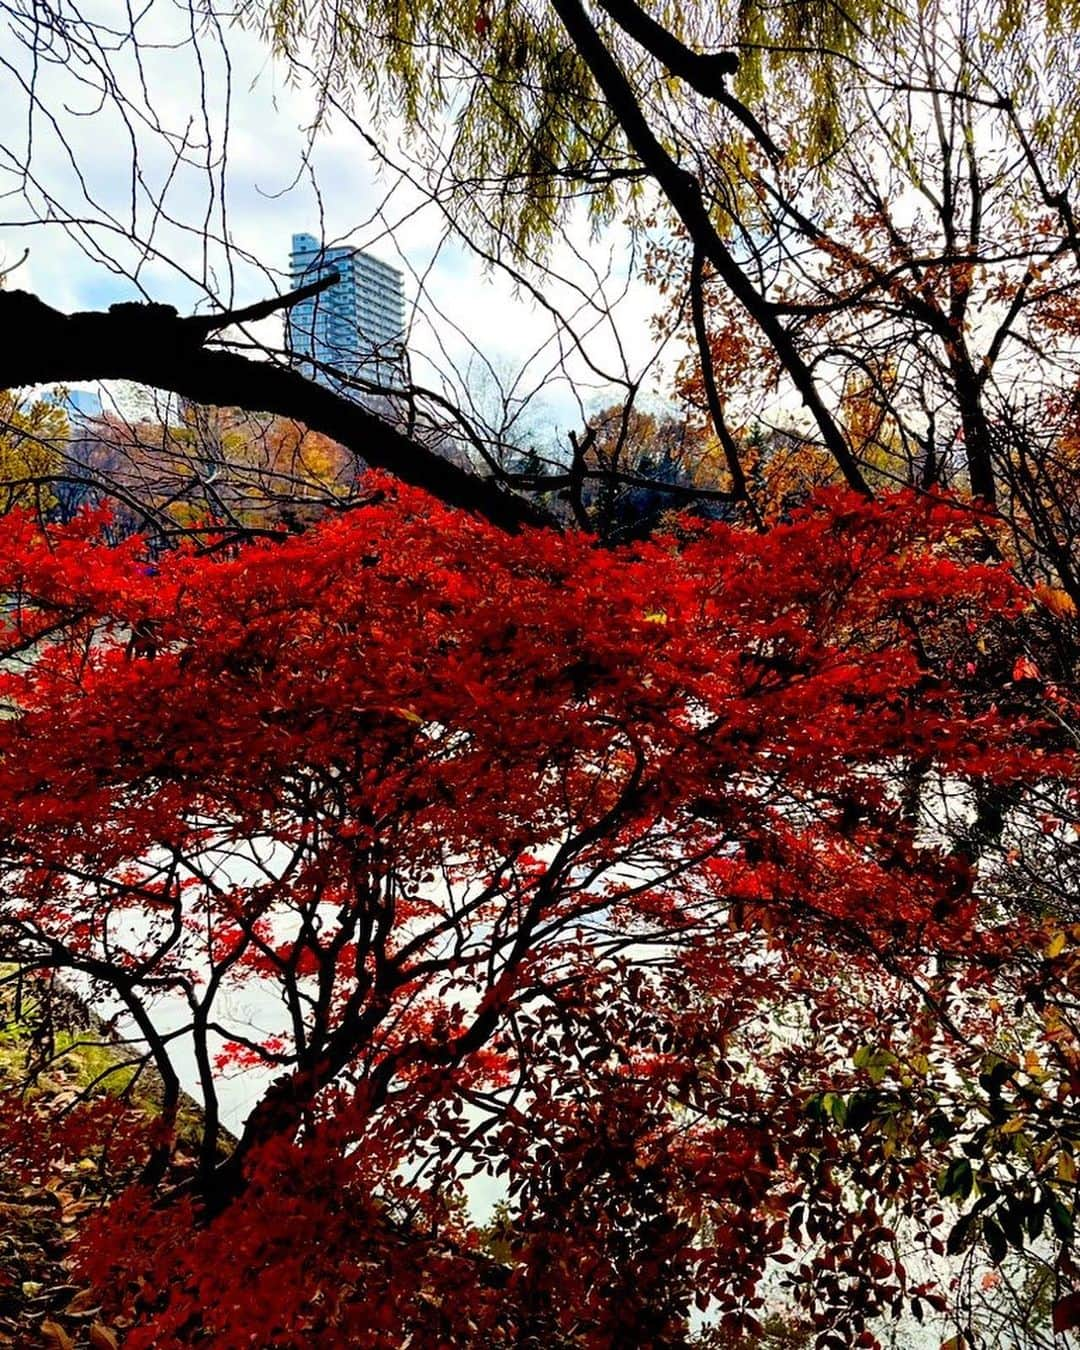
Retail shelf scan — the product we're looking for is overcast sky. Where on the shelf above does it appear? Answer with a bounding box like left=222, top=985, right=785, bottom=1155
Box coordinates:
left=0, top=1, right=680, bottom=441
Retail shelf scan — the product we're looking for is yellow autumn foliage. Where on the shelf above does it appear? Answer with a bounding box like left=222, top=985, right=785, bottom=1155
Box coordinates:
left=0, top=390, right=69, bottom=514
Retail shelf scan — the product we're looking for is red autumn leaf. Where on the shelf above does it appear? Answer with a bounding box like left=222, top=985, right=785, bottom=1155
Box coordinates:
left=1053, top=1291, right=1080, bottom=1333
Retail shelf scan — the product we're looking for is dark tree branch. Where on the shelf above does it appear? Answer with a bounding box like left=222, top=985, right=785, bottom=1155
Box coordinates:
left=507, top=464, right=739, bottom=503
left=0, top=288, right=555, bottom=533
left=710, top=87, right=785, bottom=165
left=689, top=246, right=759, bottom=523
left=594, top=0, right=737, bottom=92
left=550, top=0, right=869, bottom=495
left=593, top=0, right=782, bottom=161
left=189, top=271, right=342, bottom=334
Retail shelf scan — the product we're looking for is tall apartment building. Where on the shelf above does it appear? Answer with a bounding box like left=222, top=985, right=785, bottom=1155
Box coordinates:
left=287, top=233, right=407, bottom=395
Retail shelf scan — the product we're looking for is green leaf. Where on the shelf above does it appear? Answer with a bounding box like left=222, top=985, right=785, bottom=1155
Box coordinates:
left=978, top=1055, right=1016, bottom=1095
left=983, top=1216, right=1007, bottom=1265
left=947, top=1213, right=974, bottom=1256
left=999, top=1198, right=1027, bottom=1249
left=1048, top=1193, right=1074, bottom=1241
left=939, top=1157, right=973, bottom=1200
left=821, top=1092, right=848, bottom=1126
left=867, top=1051, right=897, bottom=1084
left=844, top=1090, right=877, bottom=1131
left=928, top=1110, right=954, bottom=1144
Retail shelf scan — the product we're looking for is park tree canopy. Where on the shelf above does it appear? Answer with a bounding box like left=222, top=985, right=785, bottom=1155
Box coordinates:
left=0, top=482, right=1074, bottom=1346
left=1, top=0, right=1080, bottom=1346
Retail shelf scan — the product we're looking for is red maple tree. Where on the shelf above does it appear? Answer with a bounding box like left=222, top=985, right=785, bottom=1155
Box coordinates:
left=0, top=480, right=1073, bottom=1346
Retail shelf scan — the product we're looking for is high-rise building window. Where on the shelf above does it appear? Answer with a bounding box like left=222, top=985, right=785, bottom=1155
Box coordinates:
left=286, top=233, right=407, bottom=399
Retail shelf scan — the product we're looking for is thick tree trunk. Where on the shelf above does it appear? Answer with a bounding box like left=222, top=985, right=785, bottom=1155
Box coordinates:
left=946, top=341, right=997, bottom=504
left=0, top=289, right=551, bottom=533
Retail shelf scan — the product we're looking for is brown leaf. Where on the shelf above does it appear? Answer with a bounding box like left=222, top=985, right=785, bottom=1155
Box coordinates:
left=39, top=1320, right=75, bottom=1350
left=62, top=1288, right=99, bottom=1315
left=88, top=1323, right=120, bottom=1350
left=60, top=1200, right=97, bottom=1224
